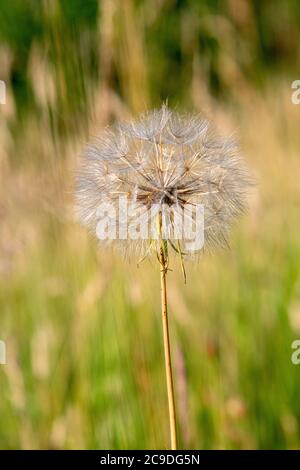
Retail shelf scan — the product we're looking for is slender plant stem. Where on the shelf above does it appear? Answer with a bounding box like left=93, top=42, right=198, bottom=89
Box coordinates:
left=158, top=216, right=178, bottom=450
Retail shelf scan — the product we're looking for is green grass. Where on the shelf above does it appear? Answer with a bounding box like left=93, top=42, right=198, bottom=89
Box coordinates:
left=1, top=183, right=300, bottom=449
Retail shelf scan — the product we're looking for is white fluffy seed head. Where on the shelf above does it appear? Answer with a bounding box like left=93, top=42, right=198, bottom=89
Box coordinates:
left=75, top=105, right=252, bottom=259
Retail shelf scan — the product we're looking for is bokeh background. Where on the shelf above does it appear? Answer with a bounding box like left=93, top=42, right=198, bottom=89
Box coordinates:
left=1, top=0, right=300, bottom=450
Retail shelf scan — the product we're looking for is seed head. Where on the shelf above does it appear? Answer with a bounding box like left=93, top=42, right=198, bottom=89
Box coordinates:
left=75, top=105, right=251, bottom=258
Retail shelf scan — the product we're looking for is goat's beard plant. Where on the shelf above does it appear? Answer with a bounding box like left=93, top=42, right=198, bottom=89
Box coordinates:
left=75, top=105, right=251, bottom=449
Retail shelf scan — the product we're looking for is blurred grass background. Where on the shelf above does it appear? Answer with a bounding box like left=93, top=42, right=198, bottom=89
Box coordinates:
left=1, top=0, right=300, bottom=449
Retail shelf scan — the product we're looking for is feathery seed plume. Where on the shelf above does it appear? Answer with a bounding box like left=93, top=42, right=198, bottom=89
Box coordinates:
left=76, top=105, right=250, bottom=258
